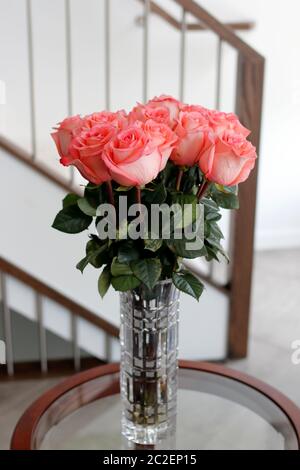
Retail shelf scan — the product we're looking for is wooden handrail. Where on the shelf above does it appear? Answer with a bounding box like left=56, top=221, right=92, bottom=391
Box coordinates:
left=187, top=22, right=254, bottom=32
left=0, top=257, right=119, bottom=338
left=0, top=134, right=78, bottom=195
left=172, top=0, right=263, bottom=62
left=137, top=0, right=179, bottom=29
left=136, top=1, right=254, bottom=32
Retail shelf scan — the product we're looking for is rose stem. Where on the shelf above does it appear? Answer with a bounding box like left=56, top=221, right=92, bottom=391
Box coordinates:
left=136, top=186, right=143, bottom=239
left=136, top=186, right=142, bottom=206
left=106, top=180, right=114, bottom=206
left=197, top=180, right=210, bottom=200
left=176, top=169, right=184, bottom=192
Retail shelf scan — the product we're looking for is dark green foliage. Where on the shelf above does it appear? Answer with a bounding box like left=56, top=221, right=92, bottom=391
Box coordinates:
left=53, top=163, right=237, bottom=299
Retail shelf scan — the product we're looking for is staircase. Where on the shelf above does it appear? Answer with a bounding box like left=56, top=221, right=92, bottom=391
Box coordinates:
left=0, top=0, right=264, bottom=376
left=0, top=256, right=119, bottom=377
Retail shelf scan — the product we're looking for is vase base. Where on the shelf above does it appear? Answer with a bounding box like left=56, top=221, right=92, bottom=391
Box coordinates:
left=121, top=417, right=175, bottom=446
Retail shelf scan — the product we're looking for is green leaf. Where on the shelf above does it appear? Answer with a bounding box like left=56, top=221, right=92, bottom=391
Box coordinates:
left=202, top=197, right=221, bottom=221
left=169, top=195, right=199, bottom=232
left=76, top=256, right=90, bottom=273
left=111, top=257, right=132, bottom=276
left=220, top=249, right=230, bottom=263
left=172, top=271, right=204, bottom=300
left=208, top=221, right=224, bottom=240
left=144, top=238, right=163, bottom=252
left=206, top=238, right=229, bottom=263
left=52, top=205, right=92, bottom=234
left=211, top=188, right=239, bottom=210
left=205, top=211, right=222, bottom=222
left=115, top=185, right=133, bottom=192
left=166, top=233, right=205, bottom=259
left=111, top=275, right=141, bottom=292
left=76, top=239, right=108, bottom=272
left=118, top=242, right=140, bottom=263
left=205, top=243, right=220, bottom=262
left=215, top=184, right=238, bottom=195
left=159, top=248, right=178, bottom=277
left=202, top=197, right=219, bottom=211
left=162, top=161, right=178, bottom=187
left=86, top=238, right=108, bottom=268
left=143, top=181, right=167, bottom=204
left=98, top=266, right=111, bottom=298
left=166, top=239, right=195, bottom=259
left=181, top=203, right=200, bottom=230
left=116, top=219, right=128, bottom=241
left=206, top=219, right=229, bottom=263
left=170, top=192, right=197, bottom=205
left=131, top=259, right=162, bottom=290
left=63, top=193, right=80, bottom=209
left=84, top=183, right=104, bottom=208
left=77, top=197, right=97, bottom=216
left=182, top=166, right=199, bottom=193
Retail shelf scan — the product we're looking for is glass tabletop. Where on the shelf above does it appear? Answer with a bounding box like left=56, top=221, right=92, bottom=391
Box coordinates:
left=37, top=368, right=298, bottom=450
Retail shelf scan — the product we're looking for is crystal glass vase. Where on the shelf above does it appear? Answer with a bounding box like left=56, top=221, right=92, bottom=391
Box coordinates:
left=120, top=280, right=180, bottom=445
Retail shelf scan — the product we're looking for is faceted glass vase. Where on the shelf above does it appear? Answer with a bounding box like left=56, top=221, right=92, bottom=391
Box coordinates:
left=120, top=280, right=180, bottom=445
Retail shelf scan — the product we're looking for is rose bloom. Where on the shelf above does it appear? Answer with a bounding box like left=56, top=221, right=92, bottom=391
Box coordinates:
left=102, top=125, right=167, bottom=186
left=199, top=130, right=257, bottom=186
left=59, top=124, right=116, bottom=184
left=83, top=110, right=128, bottom=130
left=143, top=119, right=178, bottom=161
left=129, top=103, right=170, bottom=127
left=180, top=104, right=210, bottom=118
left=208, top=110, right=250, bottom=137
left=51, top=115, right=84, bottom=159
left=171, top=110, right=210, bottom=167
left=146, top=95, right=182, bottom=128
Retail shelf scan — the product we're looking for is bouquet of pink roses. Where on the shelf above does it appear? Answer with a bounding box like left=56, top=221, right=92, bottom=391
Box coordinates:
left=52, top=95, right=256, bottom=300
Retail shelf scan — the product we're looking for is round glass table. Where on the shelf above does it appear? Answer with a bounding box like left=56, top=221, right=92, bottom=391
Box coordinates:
left=11, top=361, right=300, bottom=450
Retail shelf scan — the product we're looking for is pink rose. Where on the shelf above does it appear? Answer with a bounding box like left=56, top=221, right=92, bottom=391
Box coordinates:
left=61, top=124, right=115, bottom=184
left=102, top=125, right=167, bottom=186
left=144, top=119, right=178, bottom=162
left=69, top=124, right=116, bottom=158
left=208, top=110, right=250, bottom=137
left=51, top=115, right=84, bottom=158
left=171, top=110, right=210, bottom=166
left=146, top=95, right=182, bottom=128
left=129, top=103, right=170, bottom=127
left=83, top=110, right=128, bottom=130
left=199, top=130, right=257, bottom=186
left=180, top=104, right=210, bottom=118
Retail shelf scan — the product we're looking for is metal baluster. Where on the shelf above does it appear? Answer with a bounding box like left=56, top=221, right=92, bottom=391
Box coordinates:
left=0, top=273, right=14, bottom=376
left=65, top=0, right=75, bottom=185
left=105, top=333, right=112, bottom=363
left=36, top=293, right=47, bottom=373
left=215, top=37, right=223, bottom=110
left=143, top=0, right=150, bottom=103
left=26, top=0, right=37, bottom=160
left=104, top=0, right=111, bottom=110
left=71, top=314, right=80, bottom=371
left=179, top=9, right=187, bottom=101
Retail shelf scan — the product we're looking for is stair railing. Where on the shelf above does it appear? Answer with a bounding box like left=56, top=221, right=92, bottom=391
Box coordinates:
left=0, top=257, right=119, bottom=376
